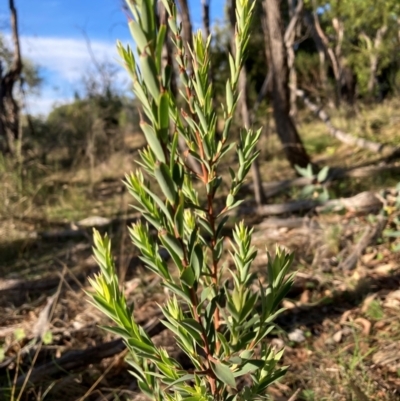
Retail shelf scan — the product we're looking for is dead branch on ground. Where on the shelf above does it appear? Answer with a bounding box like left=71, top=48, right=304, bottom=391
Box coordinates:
left=246, top=162, right=400, bottom=199
left=296, top=89, right=397, bottom=154
left=340, top=215, right=388, bottom=271
left=240, top=189, right=384, bottom=217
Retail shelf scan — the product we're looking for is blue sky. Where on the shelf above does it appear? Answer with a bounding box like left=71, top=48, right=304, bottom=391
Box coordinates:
left=0, top=0, right=226, bottom=116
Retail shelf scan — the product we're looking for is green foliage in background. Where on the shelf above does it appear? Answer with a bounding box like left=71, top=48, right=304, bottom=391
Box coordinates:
left=88, top=0, right=295, bottom=399
left=312, top=0, right=400, bottom=96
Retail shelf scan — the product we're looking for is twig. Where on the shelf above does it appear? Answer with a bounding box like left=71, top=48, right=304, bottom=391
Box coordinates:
left=16, top=266, right=66, bottom=400
left=246, top=162, right=400, bottom=199
left=296, top=89, right=397, bottom=154
left=77, top=349, right=128, bottom=401
left=239, top=189, right=383, bottom=217
left=340, top=215, right=388, bottom=271
left=13, top=313, right=164, bottom=388
left=287, top=388, right=301, bottom=401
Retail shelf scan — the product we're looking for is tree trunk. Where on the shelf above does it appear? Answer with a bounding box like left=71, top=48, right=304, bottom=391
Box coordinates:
left=158, top=1, right=201, bottom=175
left=229, top=0, right=266, bottom=206
left=303, top=12, right=327, bottom=93
left=201, top=0, right=210, bottom=40
left=308, top=11, right=342, bottom=107
left=262, top=0, right=311, bottom=169
left=238, top=68, right=266, bottom=206
left=0, top=0, right=22, bottom=156
left=360, top=26, right=388, bottom=97
left=176, top=0, right=193, bottom=75
left=284, top=0, right=304, bottom=118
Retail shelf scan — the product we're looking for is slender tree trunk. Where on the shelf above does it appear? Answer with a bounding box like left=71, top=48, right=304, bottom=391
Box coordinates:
left=360, top=26, right=388, bottom=96
left=316, top=17, right=341, bottom=106
left=229, top=0, right=266, bottom=206
left=0, top=0, right=22, bottom=155
left=284, top=0, right=304, bottom=118
left=303, top=12, right=327, bottom=93
left=239, top=68, right=266, bottom=206
left=201, top=0, right=218, bottom=118
left=176, top=0, right=193, bottom=75
left=158, top=1, right=201, bottom=175
left=262, top=0, right=311, bottom=169
left=201, top=0, right=211, bottom=39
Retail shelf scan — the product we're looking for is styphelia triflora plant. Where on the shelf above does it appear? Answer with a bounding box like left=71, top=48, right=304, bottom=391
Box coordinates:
left=88, top=0, right=295, bottom=399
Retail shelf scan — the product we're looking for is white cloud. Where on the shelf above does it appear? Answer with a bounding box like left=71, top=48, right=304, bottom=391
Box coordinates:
left=20, top=35, right=124, bottom=84
left=5, top=35, right=131, bottom=116
left=24, top=90, right=72, bottom=117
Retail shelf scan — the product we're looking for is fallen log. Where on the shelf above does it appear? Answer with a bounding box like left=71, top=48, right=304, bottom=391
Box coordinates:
left=32, top=214, right=141, bottom=241
left=240, top=190, right=384, bottom=217
left=253, top=191, right=383, bottom=216
left=257, top=216, right=320, bottom=229
left=246, top=162, right=400, bottom=199
left=340, top=215, right=388, bottom=271
left=11, top=314, right=164, bottom=388
left=0, top=260, right=97, bottom=296
left=296, top=89, right=397, bottom=155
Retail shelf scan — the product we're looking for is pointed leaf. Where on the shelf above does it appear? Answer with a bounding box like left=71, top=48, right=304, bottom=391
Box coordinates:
left=211, top=361, right=236, bottom=389
left=140, top=122, right=166, bottom=163
left=154, top=162, right=177, bottom=203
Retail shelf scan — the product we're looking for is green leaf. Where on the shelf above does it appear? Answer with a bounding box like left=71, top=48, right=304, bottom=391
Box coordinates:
left=211, top=361, right=236, bottom=389
left=160, top=319, right=181, bottom=338
left=317, top=166, right=329, bottom=183
left=91, top=295, right=116, bottom=319
left=165, top=374, right=195, bottom=390
left=154, top=162, right=177, bottom=203
left=155, top=24, right=167, bottom=73
left=226, top=193, right=234, bottom=207
left=217, top=332, right=231, bottom=356
left=42, top=330, right=53, bottom=345
left=160, top=231, right=183, bottom=260
left=139, top=52, right=160, bottom=100
left=172, top=163, right=184, bottom=188
left=99, top=325, right=132, bottom=340
left=222, top=116, right=233, bottom=141
left=180, top=266, right=196, bottom=287
left=190, top=244, right=203, bottom=280
left=239, top=350, right=253, bottom=359
left=158, top=92, right=170, bottom=140
left=181, top=318, right=203, bottom=337
left=162, top=282, right=192, bottom=304
left=200, top=286, right=214, bottom=304
left=140, top=121, right=166, bottom=163
left=127, top=338, right=157, bottom=355
left=239, top=292, right=258, bottom=323
left=226, top=80, right=234, bottom=113
left=256, top=367, right=288, bottom=393
left=174, top=202, right=185, bottom=238
left=138, top=0, right=154, bottom=39
left=170, top=131, right=179, bottom=171
left=198, top=217, right=213, bottom=237
left=141, top=185, right=172, bottom=223
left=239, top=359, right=265, bottom=377
left=128, top=20, right=148, bottom=53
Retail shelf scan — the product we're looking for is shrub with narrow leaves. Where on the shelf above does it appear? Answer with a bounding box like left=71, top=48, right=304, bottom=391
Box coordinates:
left=88, top=0, right=295, bottom=399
